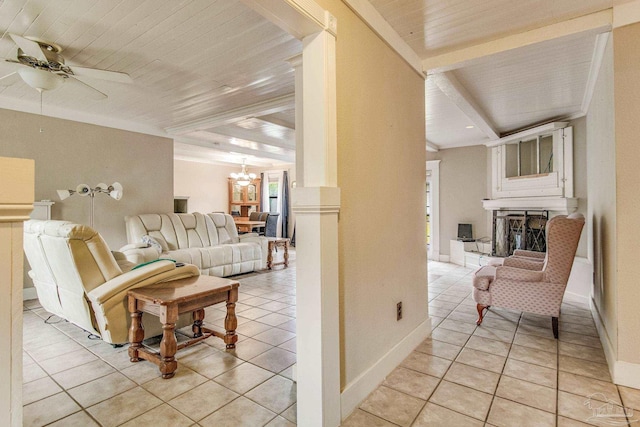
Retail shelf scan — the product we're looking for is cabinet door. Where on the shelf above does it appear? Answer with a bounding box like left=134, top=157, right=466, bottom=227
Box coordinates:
left=231, top=184, right=243, bottom=203
left=247, top=183, right=257, bottom=202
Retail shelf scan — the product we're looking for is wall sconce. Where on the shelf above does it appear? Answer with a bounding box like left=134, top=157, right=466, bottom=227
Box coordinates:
left=57, top=182, right=123, bottom=227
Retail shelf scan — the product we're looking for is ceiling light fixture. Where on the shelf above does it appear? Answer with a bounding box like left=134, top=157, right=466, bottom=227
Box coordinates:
left=466, top=125, right=475, bottom=129
left=230, top=159, right=256, bottom=187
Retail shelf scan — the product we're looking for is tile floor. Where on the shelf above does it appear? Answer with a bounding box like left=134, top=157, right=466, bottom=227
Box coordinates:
left=22, top=258, right=640, bottom=426
left=343, top=261, right=640, bottom=427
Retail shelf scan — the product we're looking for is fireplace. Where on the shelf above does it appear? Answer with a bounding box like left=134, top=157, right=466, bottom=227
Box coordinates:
left=491, top=210, right=548, bottom=257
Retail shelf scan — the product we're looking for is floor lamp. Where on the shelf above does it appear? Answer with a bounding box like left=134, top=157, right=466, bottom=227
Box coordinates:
left=57, top=182, right=123, bottom=228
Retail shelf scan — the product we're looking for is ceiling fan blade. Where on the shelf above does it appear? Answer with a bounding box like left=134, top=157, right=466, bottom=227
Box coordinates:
left=71, top=66, right=133, bottom=84
left=0, top=71, right=20, bottom=86
left=67, top=77, right=107, bottom=100
left=9, top=34, right=48, bottom=62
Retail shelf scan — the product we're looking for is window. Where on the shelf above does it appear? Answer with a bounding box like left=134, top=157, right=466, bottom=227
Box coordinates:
left=269, top=180, right=278, bottom=212
left=505, top=135, right=554, bottom=178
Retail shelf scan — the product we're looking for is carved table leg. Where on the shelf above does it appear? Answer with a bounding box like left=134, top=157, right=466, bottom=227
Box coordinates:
left=192, top=308, right=205, bottom=338
left=267, top=241, right=274, bottom=270
left=128, top=296, right=144, bottom=362
left=159, top=304, right=178, bottom=379
left=224, top=289, right=239, bottom=349
left=283, top=241, right=289, bottom=267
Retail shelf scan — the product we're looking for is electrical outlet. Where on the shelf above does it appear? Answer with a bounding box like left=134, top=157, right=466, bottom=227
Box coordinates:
left=397, top=302, right=402, bottom=321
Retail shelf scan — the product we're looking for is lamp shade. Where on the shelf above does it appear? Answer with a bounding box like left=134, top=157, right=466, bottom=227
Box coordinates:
left=17, top=68, right=64, bottom=92
left=109, top=182, right=123, bottom=200
left=57, top=189, right=72, bottom=200
left=76, top=184, right=91, bottom=196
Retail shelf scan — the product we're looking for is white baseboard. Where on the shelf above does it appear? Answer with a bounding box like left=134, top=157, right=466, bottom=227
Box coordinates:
left=562, top=291, right=589, bottom=307
left=590, top=298, right=640, bottom=389
left=340, top=317, right=432, bottom=420
left=23, top=287, right=37, bottom=301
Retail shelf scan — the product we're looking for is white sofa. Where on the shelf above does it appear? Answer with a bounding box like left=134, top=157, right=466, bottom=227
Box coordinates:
left=122, top=212, right=268, bottom=277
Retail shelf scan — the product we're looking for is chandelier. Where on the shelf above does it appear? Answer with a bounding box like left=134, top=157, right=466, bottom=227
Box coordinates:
left=230, top=159, right=256, bottom=186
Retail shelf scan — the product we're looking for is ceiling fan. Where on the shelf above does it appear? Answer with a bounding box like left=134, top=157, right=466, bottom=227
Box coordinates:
left=0, top=33, right=133, bottom=99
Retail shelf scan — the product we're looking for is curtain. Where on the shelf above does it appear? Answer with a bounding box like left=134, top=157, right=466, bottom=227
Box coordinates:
left=260, top=172, right=268, bottom=212
left=281, top=171, right=289, bottom=238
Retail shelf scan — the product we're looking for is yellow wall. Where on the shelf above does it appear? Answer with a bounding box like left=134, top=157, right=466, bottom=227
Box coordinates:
left=317, top=0, right=428, bottom=388
left=613, top=23, right=640, bottom=364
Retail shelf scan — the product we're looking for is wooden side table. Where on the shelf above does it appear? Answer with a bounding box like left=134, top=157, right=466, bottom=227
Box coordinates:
left=127, top=275, right=239, bottom=379
left=267, top=237, right=290, bottom=269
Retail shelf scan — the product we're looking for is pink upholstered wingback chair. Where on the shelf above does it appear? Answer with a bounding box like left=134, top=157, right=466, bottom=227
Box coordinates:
left=473, top=213, right=585, bottom=338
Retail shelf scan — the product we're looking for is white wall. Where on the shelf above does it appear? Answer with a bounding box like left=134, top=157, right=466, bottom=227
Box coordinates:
left=0, top=109, right=174, bottom=250
left=174, top=160, right=239, bottom=214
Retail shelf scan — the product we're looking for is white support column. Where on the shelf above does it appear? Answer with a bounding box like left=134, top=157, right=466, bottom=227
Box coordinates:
left=0, top=157, right=34, bottom=427
left=293, top=28, right=341, bottom=427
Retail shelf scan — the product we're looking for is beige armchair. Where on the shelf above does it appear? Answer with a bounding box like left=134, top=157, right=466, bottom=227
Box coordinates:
left=473, top=213, right=585, bottom=338
left=24, top=220, right=200, bottom=345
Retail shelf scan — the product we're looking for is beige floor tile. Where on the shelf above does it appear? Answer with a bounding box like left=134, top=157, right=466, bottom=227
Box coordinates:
left=281, top=402, right=297, bottom=424
left=445, top=310, right=478, bottom=323
left=487, top=397, right=555, bottom=427
left=214, top=362, right=274, bottom=394
left=558, top=355, right=611, bottom=381
left=473, top=326, right=516, bottom=343
left=52, top=359, right=116, bottom=389
left=558, top=391, right=607, bottom=426
left=245, top=375, right=296, bottom=413
left=253, top=328, right=296, bottom=346
left=415, top=338, right=462, bottom=360
left=431, top=327, right=470, bottom=346
left=480, top=316, right=518, bottom=332
left=23, top=392, right=82, bottom=426
left=68, top=371, right=137, bottom=407
left=168, top=380, right=238, bottom=421
left=558, top=332, right=602, bottom=349
left=429, top=380, right=493, bottom=421
left=503, top=358, right=557, bottom=388
left=142, top=366, right=208, bottom=401
left=517, top=323, right=556, bottom=340
left=382, top=366, right=440, bottom=400
left=429, top=299, right=458, bottom=309
left=359, top=385, right=425, bottom=427
left=465, top=336, right=511, bottom=357
left=401, top=351, right=452, bottom=378
left=236, top=320, right=274, bottom=337
left=265, top=415, right=296, bottom=427
left=238, top=307, right=272, bottom=320
left=513, top=332, right=558, bottom=353
left=180, top=349, right=244, bottom=379
left=557, top=415, right=594, bottom=426
left=438, top=319, right=477, bottom=335
left=485, top=308, right=521, bottom=322
left=619, top=385, right=640, bottom=412
left=279, top=364, right=296, bottom=381
left=38, top=347, right=99, bottom=375
left=443, top=362, right=500, bottom=394
left=278, top=319, right=297, bottom=333
left=23, top=329, right=70, bottom=351
left=496, top=375, right=557, bottom=413
left=26, top=337, right=85, bottom=362
left=120, top=360, right=165, bottom=385
left=508, top=344, right=557, bottom=369
left=558, top=372, right=620, bottom=404
left=87, top=387, right=162, bottom=427
left=558, top=322, right=599, bottom=337
left=455, top=347, right=506, bottom=374
left=22, top=376, right=63, bottom=405
left=242, top=296, right=272, bottom=306
left=47, top=410, right=100, bottom=426
left=278, top=337, right=297, bottom=353
left=412, top=402, right=484, bottom=427
left=561, top=314, right=595, bottom=326
left=257, top=313, right=294, bottom=327
left=259, top=301, right=290, bottom=311
left=249, top=347, right=296, bottom=373
left=119, top=403, right=194, bottom=427
left=23, top=362, right=48, bottom=383
left=199, top=396, right=276, bottom=427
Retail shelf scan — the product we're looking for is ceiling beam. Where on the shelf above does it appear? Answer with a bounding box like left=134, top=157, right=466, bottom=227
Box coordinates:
left=174, top=135, right=294, bottom=163
left=212, top=126, right=295, bottom=151
left=426, top=140, right=440, bottom=152
left=239, top=0, right=335, bottom=39
left=423, top=9, right=612, bottom=73
left=165, top=93, right=295, bottom=135
left=430, top=72, right=499, bottom=140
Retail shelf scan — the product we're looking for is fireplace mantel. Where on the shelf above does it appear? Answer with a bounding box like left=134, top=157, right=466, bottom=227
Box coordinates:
left=482, top=197, right=578, bottom=214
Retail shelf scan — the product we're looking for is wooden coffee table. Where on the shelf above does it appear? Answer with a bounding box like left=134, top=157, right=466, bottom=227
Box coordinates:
left=127, top=275, right=239, bottom=379
left=267, top=237, right=290, bottom=269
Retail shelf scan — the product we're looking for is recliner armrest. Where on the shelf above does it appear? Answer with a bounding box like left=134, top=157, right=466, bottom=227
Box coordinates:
left=87, top=261, right=199, bottom=305
left=118, top=244, right=160, bottom=265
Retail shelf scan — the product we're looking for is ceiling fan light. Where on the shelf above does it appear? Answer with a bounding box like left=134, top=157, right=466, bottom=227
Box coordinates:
left=17, top=67, right=63, bottom=91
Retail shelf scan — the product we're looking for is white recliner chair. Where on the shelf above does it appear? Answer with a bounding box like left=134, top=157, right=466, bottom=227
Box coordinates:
left=23, top=220, right=200, bottom=345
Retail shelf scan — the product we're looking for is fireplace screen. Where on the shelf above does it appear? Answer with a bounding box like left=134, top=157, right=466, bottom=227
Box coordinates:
left=492, top=210, right=548, bottom=257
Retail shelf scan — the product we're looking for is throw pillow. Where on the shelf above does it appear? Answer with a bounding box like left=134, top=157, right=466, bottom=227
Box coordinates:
left=142, top=235, right=164, bottom=254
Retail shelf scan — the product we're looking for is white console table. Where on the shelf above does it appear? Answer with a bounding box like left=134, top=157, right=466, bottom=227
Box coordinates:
left=450, top=240, right=495, bottom=269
